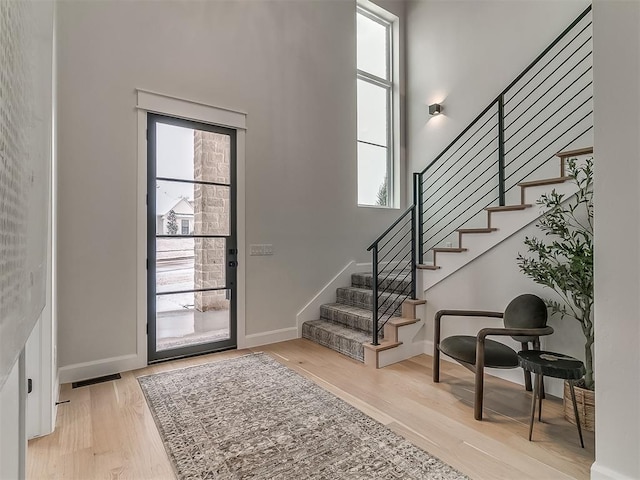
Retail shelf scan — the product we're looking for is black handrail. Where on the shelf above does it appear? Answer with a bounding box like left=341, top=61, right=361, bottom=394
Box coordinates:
left=502, top=6, right=592, bottom=96
left=420, top=99, right=499, bottom=175
left=367, top=205, right=414, bottom=251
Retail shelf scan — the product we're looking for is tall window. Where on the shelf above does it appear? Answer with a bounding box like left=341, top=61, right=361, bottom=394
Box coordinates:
left=357, top=6, right=394, bottom=207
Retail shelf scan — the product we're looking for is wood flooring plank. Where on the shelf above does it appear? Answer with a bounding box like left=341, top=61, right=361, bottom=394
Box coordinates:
left=28, top=340, right=594, bottom=479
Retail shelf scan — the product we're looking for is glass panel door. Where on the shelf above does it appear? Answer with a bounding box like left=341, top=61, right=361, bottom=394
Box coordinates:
left=147, top=114, right=237, bottom=362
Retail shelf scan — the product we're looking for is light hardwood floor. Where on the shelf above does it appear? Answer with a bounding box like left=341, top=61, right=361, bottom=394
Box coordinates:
left=28, top=339, right=594, bottom=479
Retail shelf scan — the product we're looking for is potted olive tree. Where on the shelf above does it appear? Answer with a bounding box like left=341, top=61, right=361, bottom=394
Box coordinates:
left=517, top=156, right=594, bottom=431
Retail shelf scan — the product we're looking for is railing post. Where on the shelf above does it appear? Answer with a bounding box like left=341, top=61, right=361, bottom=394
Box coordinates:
left=498, top=95, right=506, bottom=206
left=417, top=172, right=424, bottom=265
left=411, top=199, right=417, bottom=300
left=372, top=246, right=379, bottom=346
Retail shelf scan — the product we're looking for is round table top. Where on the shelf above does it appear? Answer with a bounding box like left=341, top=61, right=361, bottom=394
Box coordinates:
left=517, top=350, right=586, bottom=380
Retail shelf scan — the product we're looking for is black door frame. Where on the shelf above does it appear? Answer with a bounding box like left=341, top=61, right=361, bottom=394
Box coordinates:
left=147, top=113, right=237, bottom=363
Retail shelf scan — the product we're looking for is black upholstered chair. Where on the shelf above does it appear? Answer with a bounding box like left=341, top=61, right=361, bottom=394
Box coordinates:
left=432, top=294, right=553, bottom=420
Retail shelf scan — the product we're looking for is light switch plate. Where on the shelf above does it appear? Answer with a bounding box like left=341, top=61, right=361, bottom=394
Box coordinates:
left=250, top=244, right=273, bottom=256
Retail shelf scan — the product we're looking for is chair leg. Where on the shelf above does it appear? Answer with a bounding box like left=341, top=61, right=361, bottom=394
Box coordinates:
left=524, top=370, right=532, bottom=392
left=538, top=375, right=543, bottom=421
left=474, top=363, right=484, bottom=420
left=521, top=343, right=532, bottom=391
left=433, top=315, right=441, bottom=383
left=528, top=372, right=540, bottom=441
left=532, top=338, right=545, bottom=398
left=569, top=380, right=585, bottom=448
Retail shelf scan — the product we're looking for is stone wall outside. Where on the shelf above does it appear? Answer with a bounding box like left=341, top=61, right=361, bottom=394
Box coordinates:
left=194, top=130, right=231, bottom=312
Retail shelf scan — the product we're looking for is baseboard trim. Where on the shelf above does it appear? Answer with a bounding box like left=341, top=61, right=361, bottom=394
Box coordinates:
left=58, top=353, right=145, bottom=384
left=591, top=462, right=636, bottom=480
left=242, top=327, right=298, bottom=349
left=50, top=371, right=59, bottom=434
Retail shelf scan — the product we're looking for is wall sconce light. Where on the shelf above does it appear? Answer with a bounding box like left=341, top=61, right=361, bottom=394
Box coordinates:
left=429, top=103, right=443, bottom=116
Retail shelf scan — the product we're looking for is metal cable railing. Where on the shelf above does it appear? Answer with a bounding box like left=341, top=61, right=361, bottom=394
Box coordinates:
left=366, top=174, right=418, bottom=345
left=367, top=6, right=592, bottom=345
left=418, top=6, right=592, bottom=262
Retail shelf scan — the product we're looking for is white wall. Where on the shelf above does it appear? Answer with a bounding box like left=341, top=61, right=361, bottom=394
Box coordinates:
left=0, top=0, right=56, bottom=477
left=56, top=1, right=405, bottom=375
left=406, top=0, right=589, bottom=176
left=592, top=1, right=640, bottom=479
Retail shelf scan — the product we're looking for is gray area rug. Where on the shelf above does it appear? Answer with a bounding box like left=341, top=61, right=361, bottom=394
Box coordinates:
left=138, top=353, right=468, bottom=480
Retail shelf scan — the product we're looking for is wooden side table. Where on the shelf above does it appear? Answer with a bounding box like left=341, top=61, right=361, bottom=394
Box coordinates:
left=517, top=350, right=586, bottom=448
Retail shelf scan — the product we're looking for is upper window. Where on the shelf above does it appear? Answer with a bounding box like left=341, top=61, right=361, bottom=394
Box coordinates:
left=357, top=6, right=395, bottom=207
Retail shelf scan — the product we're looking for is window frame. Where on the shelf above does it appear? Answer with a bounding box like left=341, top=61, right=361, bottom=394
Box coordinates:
left=356, top=5, right=396, bottom=208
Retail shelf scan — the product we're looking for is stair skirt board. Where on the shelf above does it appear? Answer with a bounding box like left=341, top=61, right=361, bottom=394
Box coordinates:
left=302, top=320, right=369, bottom=362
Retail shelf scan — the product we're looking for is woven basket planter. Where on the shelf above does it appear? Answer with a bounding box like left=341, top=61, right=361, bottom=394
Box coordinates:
left=563, top=380, right=595, bottom=432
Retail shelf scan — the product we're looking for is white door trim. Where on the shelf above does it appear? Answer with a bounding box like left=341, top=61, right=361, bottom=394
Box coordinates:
left=136, top=89, right=247, bottom=363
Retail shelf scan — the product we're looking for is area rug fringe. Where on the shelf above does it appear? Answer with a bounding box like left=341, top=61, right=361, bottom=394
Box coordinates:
left=138, top=353, right=468, bottom=479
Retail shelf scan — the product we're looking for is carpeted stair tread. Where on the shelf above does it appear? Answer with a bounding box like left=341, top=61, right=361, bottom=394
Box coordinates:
left=336, top=287, right=405, bottom=315
left=302, top=319, right=370, bottom=362
left=350, top=272, right=413, bottom=295
left=320, top=303, right=388, bottom=335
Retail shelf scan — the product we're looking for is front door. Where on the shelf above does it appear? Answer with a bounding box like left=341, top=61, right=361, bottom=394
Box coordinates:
left=147, top=113, right=237, bottom=362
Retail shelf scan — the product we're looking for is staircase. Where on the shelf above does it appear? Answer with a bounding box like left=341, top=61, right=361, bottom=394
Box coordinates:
left=302, top=272, right=423, bottom=364
left=300, top=6, right=592, bottom=369
left=418, top=147, right=592, bottom=289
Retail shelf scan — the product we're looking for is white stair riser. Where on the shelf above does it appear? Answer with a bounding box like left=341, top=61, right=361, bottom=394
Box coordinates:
left=377, top=321, right=426, bottom=368
left=424, top=181, right=579, bottom=290
left=521, top=181, right=577, bottom=206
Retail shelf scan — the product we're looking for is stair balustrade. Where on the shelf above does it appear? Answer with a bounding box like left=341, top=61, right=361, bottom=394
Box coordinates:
left=368, top=6, right=593, bottom=346
left=367, top=177, right=418, bottom=345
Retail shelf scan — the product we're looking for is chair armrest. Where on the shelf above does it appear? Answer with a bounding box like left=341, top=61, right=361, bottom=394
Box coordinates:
left=434, top=310, right=504, bottom=347
left=435, top=310, right=504, bottom=321
left=477, top=326, right=554, bottom=341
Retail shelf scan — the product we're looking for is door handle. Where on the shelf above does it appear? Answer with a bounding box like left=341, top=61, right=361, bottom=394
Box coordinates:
left=228, top=261, right=238, bottom=268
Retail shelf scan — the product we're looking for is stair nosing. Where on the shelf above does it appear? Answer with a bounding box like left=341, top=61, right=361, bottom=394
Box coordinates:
left=363, top=340, right=402, bottom=352
left=403, top=299, right=426, bottom=305
left=432, top=247, right=468, bottom=253
left=556, top=147, right=593, bottom=158
left=485, top=204, right=532, bottom=212
left=417, top=263, right=441, bottom=270
left=388, top=316, right=420, bottom=327
left=518, top=176, right=571, bottom=188
left=456, top=228, right=498, bottom=234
